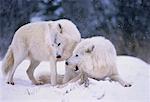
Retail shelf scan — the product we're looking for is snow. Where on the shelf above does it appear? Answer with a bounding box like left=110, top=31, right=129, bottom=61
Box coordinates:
left=0, top=56, right=150, bottom=102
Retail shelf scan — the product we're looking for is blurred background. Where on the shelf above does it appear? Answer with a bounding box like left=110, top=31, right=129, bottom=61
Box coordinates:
left=0, top=0, right=150, bottom=63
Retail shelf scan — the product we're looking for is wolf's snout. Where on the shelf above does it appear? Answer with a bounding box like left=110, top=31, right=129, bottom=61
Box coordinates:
left=65, top=61, right=69, bottom=65
left=56, top=55, right=61, bottom=58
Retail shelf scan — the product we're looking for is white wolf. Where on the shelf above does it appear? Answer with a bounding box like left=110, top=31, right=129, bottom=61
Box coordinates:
left=1, top=19, right=81, bottom=86
left=64, top=36, right=131, bottom=87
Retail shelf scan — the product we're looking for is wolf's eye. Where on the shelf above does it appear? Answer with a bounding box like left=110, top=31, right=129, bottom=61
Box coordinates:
left=58, top=43, right=61, bottom=46
left=75, top=54, right=79, bottom=57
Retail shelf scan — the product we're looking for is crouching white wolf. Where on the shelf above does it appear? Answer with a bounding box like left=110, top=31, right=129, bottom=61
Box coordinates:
left=63, top=36, right=131, bottom=87
left=1, top=19, right=81, bottom=86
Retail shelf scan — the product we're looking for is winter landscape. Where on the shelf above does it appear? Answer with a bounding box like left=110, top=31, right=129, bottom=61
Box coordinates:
left=0, top=56, right=149, bottom=102
left=0, top=0, right=150, bottom=102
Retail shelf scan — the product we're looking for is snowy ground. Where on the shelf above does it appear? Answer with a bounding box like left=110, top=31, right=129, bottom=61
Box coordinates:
left=0, top=56, right=150, bottom=102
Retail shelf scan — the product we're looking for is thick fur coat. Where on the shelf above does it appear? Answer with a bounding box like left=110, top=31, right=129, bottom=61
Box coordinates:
left=64, top=36, right=131, bottom=87
left=2, top=19, right=81, bottom=85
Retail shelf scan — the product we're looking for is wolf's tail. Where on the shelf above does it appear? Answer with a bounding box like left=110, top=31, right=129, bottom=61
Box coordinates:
left=1, top=46, right=14, bottom=76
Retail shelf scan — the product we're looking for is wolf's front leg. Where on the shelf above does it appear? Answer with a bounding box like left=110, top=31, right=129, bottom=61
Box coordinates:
left=50, top=58, right=57, bottom=86
left=79, top=72, right=89, bottom=87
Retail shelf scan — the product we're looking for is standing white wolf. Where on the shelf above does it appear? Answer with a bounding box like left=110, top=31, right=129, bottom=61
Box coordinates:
left=1, top=19, right=81, bottom=86
left=64, top=36, right=131, bottom=87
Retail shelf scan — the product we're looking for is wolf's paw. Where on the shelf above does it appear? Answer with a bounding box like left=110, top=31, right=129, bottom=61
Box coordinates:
left=33, top=80, right=44, bottom=85
left=6, top=81, right=15, bottom=85
left=124, top=83, right=132, bottom=87
left=84, top=80, right=89, bottom=87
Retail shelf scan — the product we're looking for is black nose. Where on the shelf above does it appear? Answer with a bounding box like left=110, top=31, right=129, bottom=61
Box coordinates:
left=74, top=66, right=79, bottom=71
left=56, top=55, right=61, bottom=58
left=65, top=62, right=69, bottom=65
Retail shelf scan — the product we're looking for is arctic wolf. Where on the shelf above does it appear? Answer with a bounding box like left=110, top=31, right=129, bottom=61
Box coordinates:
left=64, top=36, right=131, bottom=87
left=2, top=19, right=81, bottom=86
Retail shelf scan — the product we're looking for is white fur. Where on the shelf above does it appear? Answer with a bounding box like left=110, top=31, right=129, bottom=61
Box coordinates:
left=64, top=36, right=131, bottom=87
left=2, top=19, right=81, bottom=86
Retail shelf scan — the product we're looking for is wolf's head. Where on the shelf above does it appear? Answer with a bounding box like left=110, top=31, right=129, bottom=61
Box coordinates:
left=46, top=22, right=65, bottom=59
left=65, top=40, right=95, bottom=72
left=47, top=20, right=81, bottom=60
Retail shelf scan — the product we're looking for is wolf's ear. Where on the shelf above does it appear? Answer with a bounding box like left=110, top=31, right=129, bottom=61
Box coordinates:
left=85, top=45, right=95, bottom=53
left=58, top=23, right=63, bottom=34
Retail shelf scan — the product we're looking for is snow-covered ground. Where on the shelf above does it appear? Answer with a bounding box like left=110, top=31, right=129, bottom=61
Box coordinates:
left=0, top=56, right=150, bottom=102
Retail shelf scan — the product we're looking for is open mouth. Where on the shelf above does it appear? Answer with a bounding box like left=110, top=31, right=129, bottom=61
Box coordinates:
left=56, top=55, right=61, bottom=58
left=74, top=66, right=79, bottom=71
